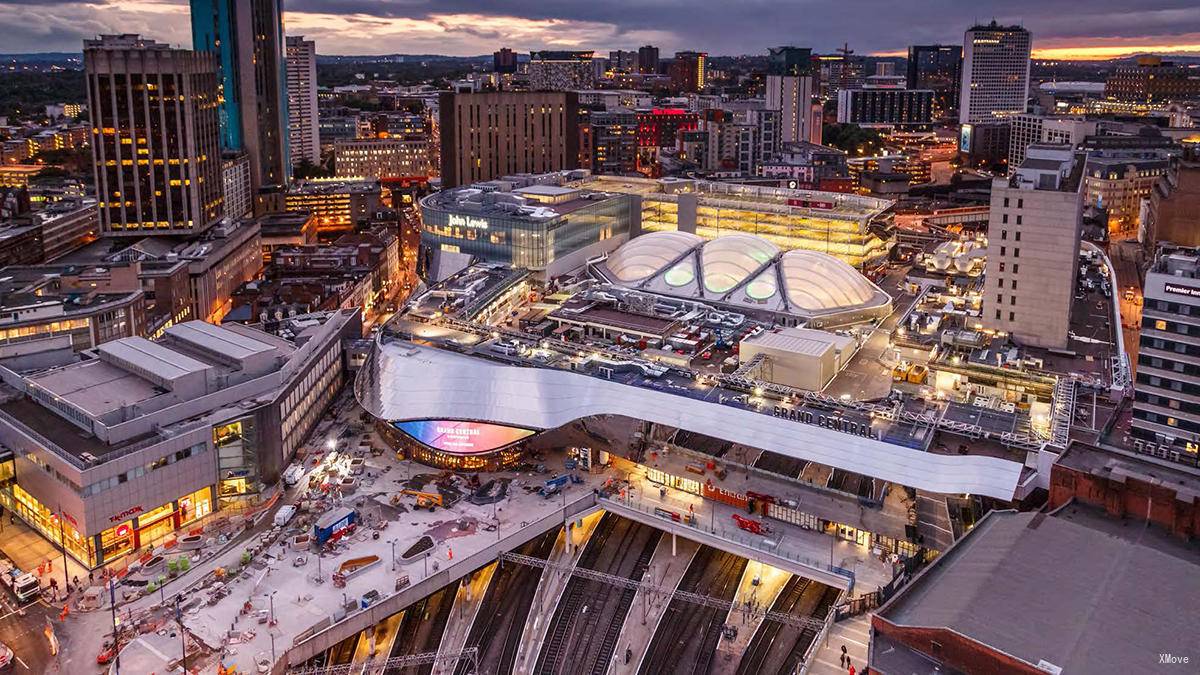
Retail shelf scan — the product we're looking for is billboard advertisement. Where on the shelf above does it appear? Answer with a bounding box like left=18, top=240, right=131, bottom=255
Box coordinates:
left=392, top=420, right=536, bottom=455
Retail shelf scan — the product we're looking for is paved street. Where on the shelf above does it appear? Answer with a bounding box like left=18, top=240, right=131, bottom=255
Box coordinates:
left=1110, top=239, right=1144, bottom=376
left=0, top=591, right=57, bottom=674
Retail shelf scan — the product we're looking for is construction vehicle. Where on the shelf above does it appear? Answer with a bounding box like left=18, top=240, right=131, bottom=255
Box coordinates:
left=539, top=474, right=570, bottom=498
left=401, top=489, right=443, bottom=511
left=732, top=513, right=771, bottom=535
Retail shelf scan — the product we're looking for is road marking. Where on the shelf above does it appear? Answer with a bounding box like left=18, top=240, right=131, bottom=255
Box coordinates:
left=13, top=655, right=28, bottom=670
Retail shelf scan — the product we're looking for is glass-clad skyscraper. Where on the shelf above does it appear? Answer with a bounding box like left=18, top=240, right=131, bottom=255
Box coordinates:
left=190, top=0, right=290, bottom=193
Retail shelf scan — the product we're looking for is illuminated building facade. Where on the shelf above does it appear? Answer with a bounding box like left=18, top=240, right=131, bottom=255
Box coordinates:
left=284, top=179, right=383, bottom=232
left=333, top=138, right=430, bottom=179
left=570, top=174, right=893, bottom=268
left=636, top=108, right=700, bottom=147
left=528, top=51, right=595, bottom=90
left=190, top=0, right=291, bottom=193
left=285, top=36, right=320, bottom=167
left=0, top=313, right=357, bottom=567
left=959, top=22, right=1031, bottom=125
left=419, top=179, right=633, bottom=276
left=1105, top=56, right=1200, bottom=103
left=84, top=35, right=224, bottom=237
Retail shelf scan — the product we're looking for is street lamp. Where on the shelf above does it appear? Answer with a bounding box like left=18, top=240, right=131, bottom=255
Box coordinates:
left=174, top=595, right=187, bottom=673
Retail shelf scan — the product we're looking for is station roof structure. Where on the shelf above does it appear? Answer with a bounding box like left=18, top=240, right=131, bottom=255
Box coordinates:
left=598, top=231, right=891, bottom=321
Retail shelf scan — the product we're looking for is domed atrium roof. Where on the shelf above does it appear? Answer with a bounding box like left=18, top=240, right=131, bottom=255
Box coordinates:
left=595, top=231, right=891, bottom=325
left=604, top=230, right=703, bottom=283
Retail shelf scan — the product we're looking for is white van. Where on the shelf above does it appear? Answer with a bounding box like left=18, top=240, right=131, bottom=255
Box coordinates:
left=274, top=505, right=297, bottom=528
left=283, top=464, right=305, bottom=487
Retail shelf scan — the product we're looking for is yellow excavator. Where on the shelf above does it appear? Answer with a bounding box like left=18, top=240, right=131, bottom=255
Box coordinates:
left=399, top=489, right=443, bottom=511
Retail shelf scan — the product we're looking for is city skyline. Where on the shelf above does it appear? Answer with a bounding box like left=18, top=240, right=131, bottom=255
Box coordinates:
left=2, top=0, right=1200, bottom=59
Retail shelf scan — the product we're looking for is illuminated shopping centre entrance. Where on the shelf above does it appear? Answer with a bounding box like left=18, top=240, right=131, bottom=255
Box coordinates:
left=379, top=419, right=537, bottom=471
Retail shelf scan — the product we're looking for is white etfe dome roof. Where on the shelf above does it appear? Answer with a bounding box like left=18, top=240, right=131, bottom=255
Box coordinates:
left=700, top=234, right=779, bottom=294
left=779, top=250, right=878, bottom=311
left=605, top=230, right=703, bottom=282
left=599, top=231, right=890, bottom=321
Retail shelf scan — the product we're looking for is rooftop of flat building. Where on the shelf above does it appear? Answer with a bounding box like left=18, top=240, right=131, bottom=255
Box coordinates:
left=256, top=211, right=314, bottom=234
left=1057, top=440, right=1200, bottom=499
left=877, top=503, right=1200, bottom=674
left=1149, top=246, right=1200, bottom=277
left=287, top=179, right=381, bottom=196
left=1006, top=145, right=1086, bottom=192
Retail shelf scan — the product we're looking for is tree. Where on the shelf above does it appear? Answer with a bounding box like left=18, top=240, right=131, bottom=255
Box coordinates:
left=294, top=158, right=333, bottom=180
left=822, top=124, right=885, bottom=157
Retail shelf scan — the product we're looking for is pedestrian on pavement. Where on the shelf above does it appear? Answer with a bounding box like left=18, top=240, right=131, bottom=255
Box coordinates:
left=847, top=658, right=854, bottom=673
left=840, top=644, right=848, bottom=668
left=848, top=665, right=856, bottom=675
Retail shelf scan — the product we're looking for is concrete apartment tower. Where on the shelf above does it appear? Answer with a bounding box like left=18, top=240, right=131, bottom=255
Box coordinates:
left=285, top=36, right=320, bottom=168
left=981, top=144, right=1085, bottom=348
left=84, top=35, right=224, bottom=236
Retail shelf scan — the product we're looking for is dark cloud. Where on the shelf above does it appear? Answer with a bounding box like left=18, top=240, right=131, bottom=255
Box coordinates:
left=1, top=0, right=1199, bottom=55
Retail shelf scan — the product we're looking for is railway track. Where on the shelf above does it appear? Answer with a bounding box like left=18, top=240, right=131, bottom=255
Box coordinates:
left=455, top=528, right=560, bottom=675
left=638, top=546, right=747, bottom=675
left=384, top=582, right=460, bottom=675
left=533, top=514, right=661, bottom=675
left=735, top=576, right=841, bottom=675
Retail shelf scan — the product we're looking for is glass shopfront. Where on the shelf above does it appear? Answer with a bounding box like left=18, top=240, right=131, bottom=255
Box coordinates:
left=10, top=481, right=217, bottom=568
left=214, top=417, right=261, bottom=509
left=12, top=485, right=95, bottom=565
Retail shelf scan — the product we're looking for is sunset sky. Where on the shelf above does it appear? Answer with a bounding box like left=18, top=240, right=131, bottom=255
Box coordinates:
left=2, top=0, right=1199, bottom=59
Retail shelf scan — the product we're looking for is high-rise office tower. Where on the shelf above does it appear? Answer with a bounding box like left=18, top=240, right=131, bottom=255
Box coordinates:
left=84, top=35, right=224, bottom=236
left=958, top=22, right=1031, bottom=125
left=439, top=91, right=580, bottom=188
left=981, top=144, right=1084, bottom=348
left=190, top=0, right=290, bottom=194
left=670, top=51, right=707, bottom=93
left=907, top=45, right=961, bottom=118
left=765, top=47, right=820, bottom=145
left=637, top=45, right=659, bottom=74
left=285, top=36, right=319, bottom=168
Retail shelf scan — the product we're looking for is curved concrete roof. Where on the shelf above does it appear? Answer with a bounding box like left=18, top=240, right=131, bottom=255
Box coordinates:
left=358, top=343, right=1025, bottom=500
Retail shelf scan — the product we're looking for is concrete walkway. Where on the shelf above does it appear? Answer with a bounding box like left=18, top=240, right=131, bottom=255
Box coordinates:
left=615, top=534, right=699, bottom=674
left=809, top=615, right=870, bottom=675
left=712, top=562, right=791, bottom=674
left=0, top=516, right=88, bottom=596
left=431, top=564, right=495, bottom=675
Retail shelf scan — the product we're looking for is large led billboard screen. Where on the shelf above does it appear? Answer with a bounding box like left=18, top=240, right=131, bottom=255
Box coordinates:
left=392, top=420, right=536, bottom=455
